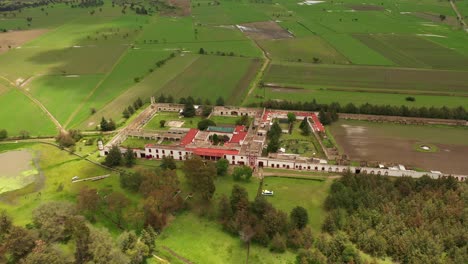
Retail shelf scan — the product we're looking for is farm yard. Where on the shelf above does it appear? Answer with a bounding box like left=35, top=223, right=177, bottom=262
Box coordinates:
left=330, top=120, right=468, bottom=174
left=0, top=0, right=467, bottom=262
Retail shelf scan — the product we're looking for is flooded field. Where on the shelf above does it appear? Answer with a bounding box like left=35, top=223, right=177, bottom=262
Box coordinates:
left=0, top=150, right=38, bottom=194
left=330, top=120, right=468, bottom=174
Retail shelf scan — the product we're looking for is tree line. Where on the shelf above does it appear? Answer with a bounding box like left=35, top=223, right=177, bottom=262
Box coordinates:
left=253, top=99, right=468, bottom=120
left=0, top=201, right=156, bottom=264
left=322, top=173, right=466, bottom=263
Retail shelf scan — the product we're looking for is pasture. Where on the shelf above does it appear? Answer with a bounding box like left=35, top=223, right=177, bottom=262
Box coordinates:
left=330, top=120, right=468, bottom=174
left=264, top=63, right=468, bottom=95
left=157, top=55, right=261, bottom=104
left=27, top=74, right=103, bottom=124
left=0, top=89, right=56, bottom=136
left=257, top=36, right=350, bottom=64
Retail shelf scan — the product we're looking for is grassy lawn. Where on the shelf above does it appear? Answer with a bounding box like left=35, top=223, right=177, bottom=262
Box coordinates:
left=262, top=177, right=332, bottom=233
left=208, top=115, right=242, bottom=126
left=280, top=125, right=325, bottom=158
left=121, top=137, right=158, bottom=149
left=158, top=213, right=296, bottom=264
left=144, top=112, right=204, bottom=130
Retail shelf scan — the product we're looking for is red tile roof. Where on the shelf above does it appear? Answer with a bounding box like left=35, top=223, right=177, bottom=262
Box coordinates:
left=180, top=128, right=198, bottom=146
left=190, top=148, right=239, bottom=157
left=310, top=113, right=325, bottom=132
left=229, top=126, right=247, bottom=143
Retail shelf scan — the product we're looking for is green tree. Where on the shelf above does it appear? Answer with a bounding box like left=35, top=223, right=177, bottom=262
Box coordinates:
left=0, top=129, right=7, bottom=140
left=157, top=94, right=166, bottom=103
left=318, top=109, right=331, bottom=126
left=159, top=120, right=166, bottom=128
left=197, top=119, right=216, bottom=130
left=122, top=108, right=130, bottom=118
left=202, top=105, right=212, bottom=117
left=232, top=165, right=253, bottom=181
left=230, top=185, right=249, bottom=213
left=216, top=158, right=229, bottom=176
left=296, top=248, right=327, bottom=264
left=199, top=48, right=205, bottom=54
left=218, top=195, right=233, bottom=224
left=32, top=201, right=76, bottom=242
left=160, top=156, right=176, bottom=170
left=20, top=240, right=67, bottom=264
left=77, top=187, right=100, bottom=220
left=100, top=117, right=109, bottom=131
left=216, top=96, right=225, bottom=106
left=287, top=112, right=296, bottom=124
left=124, top=148, right=136, bottom=167
left=270, top=233, right=286, bottom=253
left=120, top=171, right=143, bottom=192
left=56, top=131, right=76, bottom=148
left=104, top=145, right=122, bottom=167
left=183, top=102, right=196, bottom=117
left=5, top=226, right=37, bottom=261
left=183, top=156, right=217, bottom=200
left=291, top=206, right=309, bottom=229
left=236, top=115, right=249, bottom=126
left=128, top=105, right=135, bottom=115
left=87, top=226, right=130, bottom=264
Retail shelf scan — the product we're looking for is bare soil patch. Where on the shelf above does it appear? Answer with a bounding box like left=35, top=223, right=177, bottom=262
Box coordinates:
left=412, top=12, right=460, bottom=27
left=347, top=5, right=384, bottom=11
left=162, top=0, right=191, bottom=16
left=331, top=123, right=468, bottom=174
left=167, top=120, right=184, bottom=128
left=237, top=21, right=293, bottom=40
left=0, top=29, right=48, bottom=55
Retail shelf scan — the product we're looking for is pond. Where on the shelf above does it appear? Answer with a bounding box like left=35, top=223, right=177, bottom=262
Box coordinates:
left=0, top=150, right=38, bottom=194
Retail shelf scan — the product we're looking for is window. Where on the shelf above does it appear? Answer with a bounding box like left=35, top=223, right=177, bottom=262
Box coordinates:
left=170, top=151, right=173, bottom=154
left=148, top=149, right=152, bottom=153
left=232, top=156, right=235, bottom=160
left=155, top=149, right=158, bottom=153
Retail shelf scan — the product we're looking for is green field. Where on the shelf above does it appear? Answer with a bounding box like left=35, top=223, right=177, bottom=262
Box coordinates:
left=354, top=34, right=468, bottom=70
left=257, top=36, right=350, bottom=64
left=0, top=89, right=56, bottom=136
left=264, top=63, right=468, bottom=95
left=157, top=55, right=261, bottom=104
left=28, top=74, right=103, bottom=124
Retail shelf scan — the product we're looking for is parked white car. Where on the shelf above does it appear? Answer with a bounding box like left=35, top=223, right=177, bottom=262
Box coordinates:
left=262, top=190, right=274, bottom=196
